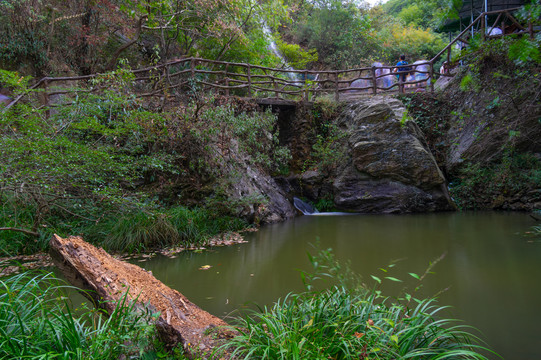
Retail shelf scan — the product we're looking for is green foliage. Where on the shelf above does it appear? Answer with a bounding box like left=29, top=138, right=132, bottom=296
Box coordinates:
left=304, top=99, right=346, bottom=175
left=0, top=70, right=32, bottom=94
left=1, top=70, right=281, bottom=255
left=460, top=73, right=475, bottom=91
left=290, top=0, right=378, bottom=68
left=0, top=271, right=161, bottom=359
left=449, top=151, right=541, bottom=210
left=368, top=8, right=447, bottom=64
left=314, top=196, right=335, bottom=212
left=507, top=36, right=541, bottom=66
left=89, top=207, right=248, bottom=253
left=382, top=0, right=463, bottom=29
left=217, top=248, right=493, bottom=360
left=0, top=1, right=48, bottom=72
left=276, top=39, right=318, bottom=69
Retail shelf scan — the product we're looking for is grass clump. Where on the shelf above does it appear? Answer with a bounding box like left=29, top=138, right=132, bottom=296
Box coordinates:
left=0, top=271, right=166, bottom=359
left=86, top=206, right=248, bottom=253
left=218, top=248, right=495, bottom=360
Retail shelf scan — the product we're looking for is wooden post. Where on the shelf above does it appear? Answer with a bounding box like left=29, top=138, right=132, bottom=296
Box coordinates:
left=42, top=79, right=50, bottom=119
left=190, top=58, right=195, bottom=79
left=396, top=67, right=404, bottom=94
left=247, top=64, right=252, bottom=98
left=429, top=61, right=434, bottom=93
left=371, top=66, right=377, bottom=94
left=225, top=64, right=230, bottom=97
left=481, top=15, right=486, bottom=41
left=334, top=71, right=339, bottom=102
left=529, top=21, right=534, bottom=39
left=304, top=70, right=309, bottom=102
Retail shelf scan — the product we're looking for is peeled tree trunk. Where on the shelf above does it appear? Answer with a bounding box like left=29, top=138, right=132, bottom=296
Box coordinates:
left=49, top=235, right=234, bottom=357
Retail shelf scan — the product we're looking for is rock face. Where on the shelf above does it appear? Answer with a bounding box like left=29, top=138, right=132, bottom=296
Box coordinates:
left=279, top=96, right=454, bottom=214
left=332, top=96, right=454, bottom=213
left=207, top=131, right=296, bottom=225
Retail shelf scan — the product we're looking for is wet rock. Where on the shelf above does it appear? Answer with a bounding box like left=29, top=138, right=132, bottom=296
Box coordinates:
left=330, top=96, right=454, bottom=213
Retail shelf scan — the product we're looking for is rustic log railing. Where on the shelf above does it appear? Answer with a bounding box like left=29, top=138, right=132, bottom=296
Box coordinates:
left=430, top=8, right=536, bottom=81
left=1, top=8, right=537, bottom=113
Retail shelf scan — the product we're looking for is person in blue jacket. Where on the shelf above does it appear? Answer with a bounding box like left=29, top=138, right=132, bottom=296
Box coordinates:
left=393, top=55, right=410, bottom=92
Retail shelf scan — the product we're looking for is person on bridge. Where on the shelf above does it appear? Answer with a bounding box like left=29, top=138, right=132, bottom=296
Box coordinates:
left=393, top=55, right=410, bottom=93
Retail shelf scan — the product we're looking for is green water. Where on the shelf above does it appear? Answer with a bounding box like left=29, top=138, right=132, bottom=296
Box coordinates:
left=140, top=212, right=540, bottom=360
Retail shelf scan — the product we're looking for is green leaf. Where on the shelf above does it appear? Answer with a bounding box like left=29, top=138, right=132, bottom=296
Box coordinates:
left=384, top=277, right=402, bottom=282
left=370, top=275, right=382, bottom=284
left=409, top=272, right=420, bottom=280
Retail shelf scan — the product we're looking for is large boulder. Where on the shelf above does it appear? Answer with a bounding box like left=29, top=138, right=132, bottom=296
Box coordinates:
left=278, top=96, right=454, bottom=214
left=331, top=96, right=453, bottom=213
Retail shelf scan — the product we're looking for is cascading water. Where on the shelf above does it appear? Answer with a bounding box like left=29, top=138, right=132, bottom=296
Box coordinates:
left=260, top=21, right=299, bottom=81
left=293, top=197, right=319, bottom=215
left=293, top=197, right=354, bottom=216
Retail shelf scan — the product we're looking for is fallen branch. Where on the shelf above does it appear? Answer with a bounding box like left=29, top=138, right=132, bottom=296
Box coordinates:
left=0, top=227, right=39, bottom=237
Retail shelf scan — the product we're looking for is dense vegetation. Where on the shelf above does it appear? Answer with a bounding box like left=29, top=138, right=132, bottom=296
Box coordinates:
left=0, top=0, right=450, bottom=76
left=1, top=0, right=540, bottom=359
left=0, top=68, right=295, bottom=254
left=0, top=271, right=168, bottom=359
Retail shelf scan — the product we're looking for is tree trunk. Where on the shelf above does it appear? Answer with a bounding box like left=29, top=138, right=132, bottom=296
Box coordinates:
left=49, top=235, right=235, bottom=357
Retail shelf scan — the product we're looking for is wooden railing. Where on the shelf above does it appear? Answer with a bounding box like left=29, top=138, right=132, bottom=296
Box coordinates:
left=430, top=7, right=536, bottom=78
left=1, top=8, right=537, bottom=113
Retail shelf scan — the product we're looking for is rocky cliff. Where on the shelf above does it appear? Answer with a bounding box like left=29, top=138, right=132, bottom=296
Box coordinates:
left=277, top=96, right=455, bottom=214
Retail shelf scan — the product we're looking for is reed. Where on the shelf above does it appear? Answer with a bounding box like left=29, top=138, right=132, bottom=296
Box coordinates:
left=0, top=271, right=162, bottom=359
left=217, top=248, right=498, bottom=360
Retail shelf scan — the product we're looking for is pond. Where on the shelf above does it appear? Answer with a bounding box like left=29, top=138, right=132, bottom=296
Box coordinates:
left=139, top=212, right=540, bottom=360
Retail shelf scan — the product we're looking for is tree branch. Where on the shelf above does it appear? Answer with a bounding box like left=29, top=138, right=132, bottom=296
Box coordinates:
left=107, top=15, right=148, bottom=70
left=0, top=227, right=39, bottom=237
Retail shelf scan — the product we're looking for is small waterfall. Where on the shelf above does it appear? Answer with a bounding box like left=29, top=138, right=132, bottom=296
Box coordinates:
left=293, top=197, right=319, bottom=215
left=260, top=22, right=299, bottom=81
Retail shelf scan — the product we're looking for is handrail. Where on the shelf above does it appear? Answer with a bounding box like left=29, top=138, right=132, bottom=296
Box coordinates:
left=2, top=7, right=536, bottom=114
left=431, top=7, right=533, bottom=69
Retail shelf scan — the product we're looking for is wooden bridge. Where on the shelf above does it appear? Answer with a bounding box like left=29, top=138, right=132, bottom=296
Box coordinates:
left=1, top=8, right=537, bottom=113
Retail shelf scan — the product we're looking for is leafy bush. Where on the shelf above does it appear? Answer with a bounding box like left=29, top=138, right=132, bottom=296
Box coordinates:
left=0, top=70, right=280, bottom=254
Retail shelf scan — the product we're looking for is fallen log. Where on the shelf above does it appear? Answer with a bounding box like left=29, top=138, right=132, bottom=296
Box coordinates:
left=49, top=234, right=235, bottom=358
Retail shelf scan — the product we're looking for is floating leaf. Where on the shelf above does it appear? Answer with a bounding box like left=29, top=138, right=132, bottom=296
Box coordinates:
left=199, top=265, right=212, bottom=270
left=385, top=277, right=402, bottom=282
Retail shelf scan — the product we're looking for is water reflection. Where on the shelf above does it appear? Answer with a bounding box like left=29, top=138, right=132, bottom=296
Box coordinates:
left=141, top=212, right=539, bottom=360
